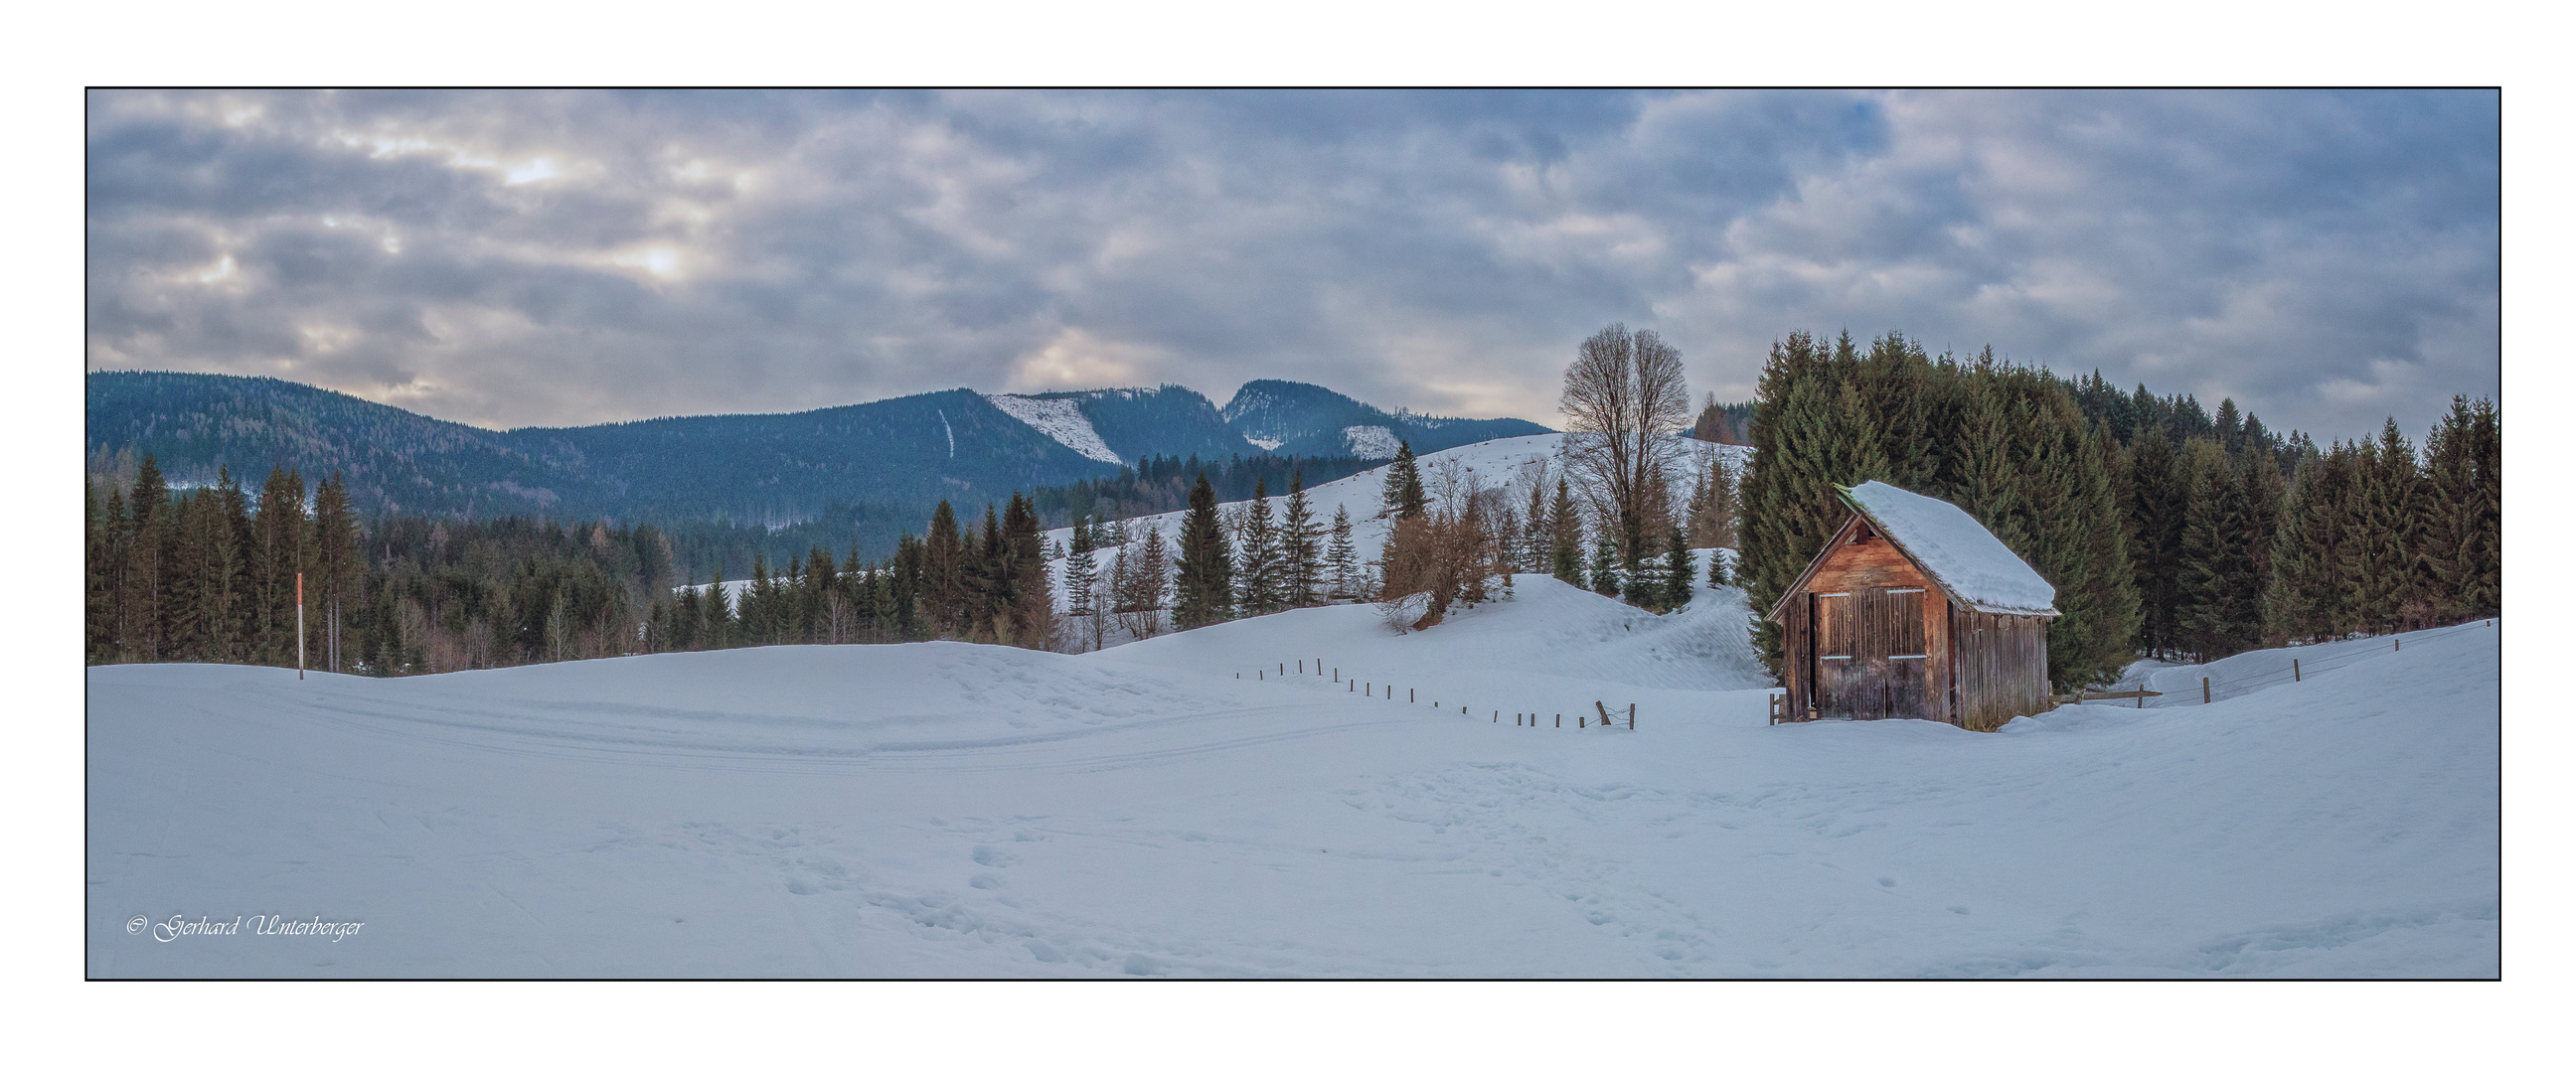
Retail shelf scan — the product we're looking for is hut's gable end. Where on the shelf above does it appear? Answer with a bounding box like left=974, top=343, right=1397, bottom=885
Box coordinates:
left=1840, top=481, right=2059, bottom=617
left=1800, top=523, right=1934, bottom=596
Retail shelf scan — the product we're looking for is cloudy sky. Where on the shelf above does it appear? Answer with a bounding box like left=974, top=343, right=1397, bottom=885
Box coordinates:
left=84, top=88, right=2496, bottom=442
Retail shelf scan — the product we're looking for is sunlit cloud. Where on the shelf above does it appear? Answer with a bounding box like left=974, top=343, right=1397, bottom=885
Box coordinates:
left=84, top=89, right=2496, bottom=441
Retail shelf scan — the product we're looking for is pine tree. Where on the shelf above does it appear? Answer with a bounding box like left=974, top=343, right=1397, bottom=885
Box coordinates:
left=1065, top=514, right=1098, bottom=621
left=1281, top=474, right=1323, bottom=608
left=2421, top=395, right=2500, bottom=620
left=1235, top=478, right=1282, bottom=615
left=2123, top=426, right=2183, bottom=657
left=1381, top=441, right=1427, bottom=520
left=310, top=473, right=359, bottom=672
left=1516, top=478, right=1545, bottom=573
left=1661, top=517, right=1694, bottom=610
left=251, top=466, right=307, bottom=667
left=1589, top=533, right=1620, bottom=598
left=2174, top=437, right=2256, bottom=660
left=1549, top=478, right=1584, bottom=587
left=123, top=454, right=171, bottom=661
left=924, top=501, right=963, bottom=636
left=1324, top=505, right=1360, bottom=601
left=1002, top=492, right=1052, bottom=648
left=1174, top=475, right=1234, bottom=628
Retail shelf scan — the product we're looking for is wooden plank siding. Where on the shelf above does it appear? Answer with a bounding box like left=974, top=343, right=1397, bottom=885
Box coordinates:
left=1768, top=511, right=2051, bottom=731
left=1951, top=610, right=2049, bottom=731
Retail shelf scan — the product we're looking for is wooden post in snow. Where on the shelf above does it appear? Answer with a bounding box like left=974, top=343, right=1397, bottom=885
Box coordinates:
left=296, top=571, right=305, bottom=681
left=2293, top=659, right=2301, bottom=683
left=1629, top=702, right=1635, bottom=730
left=2203, top=678, right=2211, bottom=704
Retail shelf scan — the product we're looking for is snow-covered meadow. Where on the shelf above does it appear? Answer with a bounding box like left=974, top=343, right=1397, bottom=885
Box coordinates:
left=88, top=571, right=2496, bottom=978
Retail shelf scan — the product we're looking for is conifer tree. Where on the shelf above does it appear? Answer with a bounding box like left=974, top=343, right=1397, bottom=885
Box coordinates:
left=310, top=473, right=359, bottom=672
left=1002, top=492, right=1051, bottom=647
left=1065, top=514, right=1098, bottom=621
left=2174, top=437, right=2256, bottom=660
left=1548, top=478, right=1584, bottom=586
left=251, top=466, right=307, bottom=666
left=1661, top=517, right=1694, bottom=610
left=1324, top=505, right=1360, bottom=601
left=1174, top=475, right=1234, bottom=628
left=2420, top=395, right=2500, bottom=620
left=1281, top=474, right=1322, bottom=608
left=924, top=501, right=963, bottom=636
left=1589, top=533, right=1620, bottom=598
left=1520, top=478, right=1550, bottom=574
left=123, top=454, right=171, bottom=661
left=1235, top=478, right=1282, bottom=615
left=2123, top=426, right=2183, bottom=657
left=1381, top=441, right=1427, bottom=520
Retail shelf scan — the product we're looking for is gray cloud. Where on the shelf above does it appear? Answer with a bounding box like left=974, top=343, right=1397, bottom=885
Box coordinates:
left=85, top=88, right=2496, bottom=442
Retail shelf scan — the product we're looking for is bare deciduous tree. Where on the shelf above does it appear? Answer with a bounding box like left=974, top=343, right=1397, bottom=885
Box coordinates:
left=1558, top=323, right=1691, bottom=566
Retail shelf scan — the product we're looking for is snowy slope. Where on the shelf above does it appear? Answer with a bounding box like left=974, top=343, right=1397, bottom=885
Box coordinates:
left=1045, top=434, right=1749, bottom=628
left=88, top=592, right=2496, bottom=978
left=983, top=393, right=1124, bottom=464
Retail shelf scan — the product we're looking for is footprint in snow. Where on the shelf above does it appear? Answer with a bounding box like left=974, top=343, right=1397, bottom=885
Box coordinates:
left=972, top=845, right=1019, bottom=868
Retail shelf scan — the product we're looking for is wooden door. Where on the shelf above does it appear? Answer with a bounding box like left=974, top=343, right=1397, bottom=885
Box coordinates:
left=1812, top=587, right=1931, bottom=720
left=1877, top=588, right=1931, bottom=719
left=1812, top=592, right=1872, bottom=719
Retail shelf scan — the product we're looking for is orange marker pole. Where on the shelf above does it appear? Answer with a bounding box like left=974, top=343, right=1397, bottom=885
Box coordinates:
left=296, top=572, right=306, bottom=681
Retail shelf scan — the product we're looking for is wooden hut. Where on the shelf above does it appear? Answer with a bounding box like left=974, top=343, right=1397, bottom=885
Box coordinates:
left=1765, top=481, right=2059, bottom=731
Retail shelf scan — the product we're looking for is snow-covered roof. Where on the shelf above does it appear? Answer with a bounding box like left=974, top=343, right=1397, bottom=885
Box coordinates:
left=1838, top=481, right=2059, bottom=617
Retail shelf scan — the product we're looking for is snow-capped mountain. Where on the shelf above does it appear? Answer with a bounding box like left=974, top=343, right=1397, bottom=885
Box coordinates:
left=1220, top=380, right=1552, bottom=459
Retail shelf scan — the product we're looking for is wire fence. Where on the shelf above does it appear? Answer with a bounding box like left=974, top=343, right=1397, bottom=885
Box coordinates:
left=2078, top=618, right=2499, bottom=708
left=1231, top=657, right=1639, bottom=731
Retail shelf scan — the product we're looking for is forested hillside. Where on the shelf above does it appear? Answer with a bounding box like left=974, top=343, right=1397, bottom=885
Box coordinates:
left=1220, top=380, right=1552, bottom=457
left=1736, top=331, right=2501, bottom=690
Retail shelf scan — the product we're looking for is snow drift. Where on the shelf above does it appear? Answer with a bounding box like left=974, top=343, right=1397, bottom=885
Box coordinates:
left=87, top=583, right=2496, bottom=978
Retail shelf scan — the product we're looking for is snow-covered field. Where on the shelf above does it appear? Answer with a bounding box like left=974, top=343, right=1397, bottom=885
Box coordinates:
left=87, top=572, right=2496, bottom=978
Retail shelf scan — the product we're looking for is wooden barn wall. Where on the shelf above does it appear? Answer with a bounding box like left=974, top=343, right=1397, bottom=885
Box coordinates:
left=1953, top=611, right=2050, bottom=732
left=1782, top=593, right=1811, bottom=718
left=1804, top=528, right=1931, bottom=594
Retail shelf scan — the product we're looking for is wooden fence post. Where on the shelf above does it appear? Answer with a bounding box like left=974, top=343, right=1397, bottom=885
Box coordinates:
left=2293, top=658, right=2300, bottom=682
left=1629, top=702, right=1636, bottom=730
left=2394, top=637, right=2400, bottom=652
left=1555, top=713, right=1560, bottom=727
left=2203, top=678, right=2211, bottom=704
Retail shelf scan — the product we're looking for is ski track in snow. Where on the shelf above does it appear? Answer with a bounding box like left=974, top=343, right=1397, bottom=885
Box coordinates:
left=88, top=582, right=2496, bottom=979
left=985, top=394, right=1125, bottom=465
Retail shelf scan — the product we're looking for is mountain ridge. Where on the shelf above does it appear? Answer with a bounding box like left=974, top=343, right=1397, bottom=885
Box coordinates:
left=87, top=371, right=1551, bottom=526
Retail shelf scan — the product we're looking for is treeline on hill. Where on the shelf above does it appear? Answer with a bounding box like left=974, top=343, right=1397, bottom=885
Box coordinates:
left=1737, top=330, right=2501, bottom=690
left=632, top=453, right=1375, bottom=585
left=87, top=458, right=681, bottom=673
left=87, top=432, right=1738, bottom=673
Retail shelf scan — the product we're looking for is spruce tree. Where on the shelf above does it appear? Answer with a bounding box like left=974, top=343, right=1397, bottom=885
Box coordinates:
left=2123, top=426, right=2183, bottom=657
left=124, top=454, right=171, bottom=661
left=1589, top=533, right=1620, bottom=598
left=1281, top=474, right=1322, bottom=608
left=924, top=501, right=963, bottom=636
left=1065, top=514, right=1098, bottom=621
left=252, top=466, right=307, bottom=667
left=1236, top=478, right=1282, bottom=615
left=1325, top=505, right=1360, bottom=601
left=310, top=473, right=359, bottom=672
left=2421, top=395, right=2500, bottom=620
left=1548, top=479, right=1584, bottom=586
left=1003, top=492, right=1051, bottom=647
left=1174, top=475, right=1234, bottom=628
left=1661, top=517, right=1694, bottom=610
left=2174, top=437, right=2256, bottom=660
left=1381, top=441, right=1427, bottom=520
